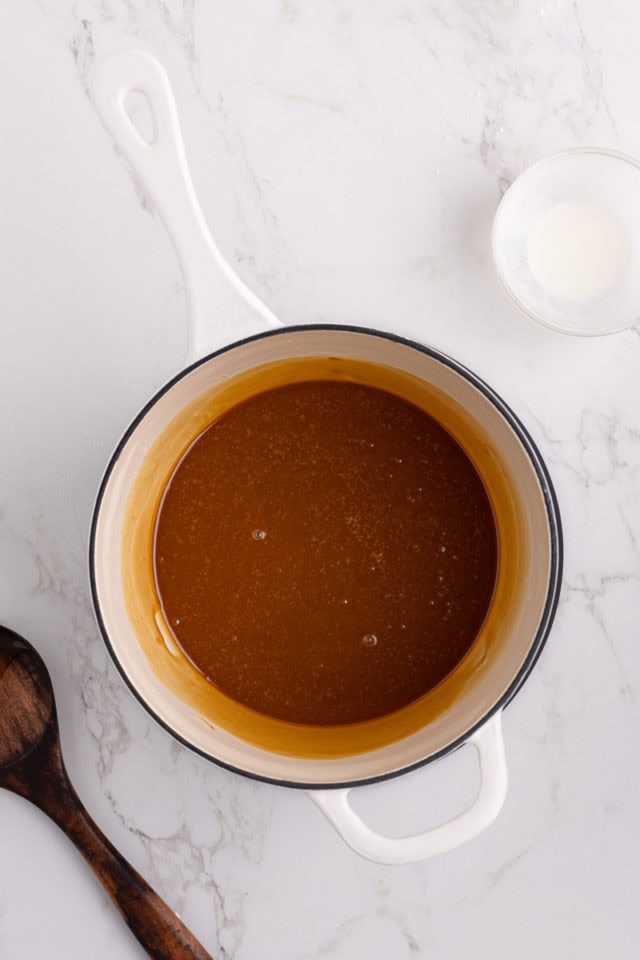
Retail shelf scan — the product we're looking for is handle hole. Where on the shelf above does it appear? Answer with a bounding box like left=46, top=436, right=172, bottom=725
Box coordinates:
left=347, top=746, right=478, bottom=835
left=124, top=91, right=156, bottom=145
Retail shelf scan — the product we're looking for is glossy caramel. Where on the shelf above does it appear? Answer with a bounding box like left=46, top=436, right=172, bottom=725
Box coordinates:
left=153, top=381, right=497, bottom=726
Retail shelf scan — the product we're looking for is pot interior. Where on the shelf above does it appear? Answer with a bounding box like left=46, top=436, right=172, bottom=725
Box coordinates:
left=91, top=327, right=559, bottom=787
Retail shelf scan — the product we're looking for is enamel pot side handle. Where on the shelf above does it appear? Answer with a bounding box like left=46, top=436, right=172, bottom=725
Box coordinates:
left=309, top=711, right=508, bottom=865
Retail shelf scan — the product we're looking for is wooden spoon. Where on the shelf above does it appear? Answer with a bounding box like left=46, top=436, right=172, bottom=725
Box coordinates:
left=0, top=625, right=213, bottom=959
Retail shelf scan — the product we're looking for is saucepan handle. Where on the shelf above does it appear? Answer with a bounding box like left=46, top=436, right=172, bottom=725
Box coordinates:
left=308, top=710, right=508, bottom=864
left=90, top=50, right=281, bottom=362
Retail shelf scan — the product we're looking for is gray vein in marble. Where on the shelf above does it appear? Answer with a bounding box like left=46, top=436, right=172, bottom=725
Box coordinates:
left=525, top=406, right=640, bottom=490
left=566, top=575, right=636, bottom=700
left=488, top=845, right=532, bottom=889
left=210, top=90, right=285, bottom=300
left=569, top=0, right=618, bottom=137
left=69, top=16, right=95, bottom=90
left=242, top=79, right=346, bottom=115
left=538, top=669, right=567, bottom=756
left=110, top=818, right=231, bottom=954
left=300, top=898, right=430, bottom=959
left=106, top=778, right=272, bottom=959
left=155, top=0, right=197, bottom=66
left=615, top=500, right=640, bottom=565
left=308, top=912, right=367, bottom=958
left=394, top=0, right=620, bottom=193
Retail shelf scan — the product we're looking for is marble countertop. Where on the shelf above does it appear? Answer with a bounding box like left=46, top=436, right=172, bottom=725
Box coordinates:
left=1, top=1, right=639, bottom=957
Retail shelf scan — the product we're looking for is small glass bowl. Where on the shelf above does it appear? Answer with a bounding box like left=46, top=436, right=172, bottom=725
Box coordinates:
left=492, top=148, right=640, bottom=336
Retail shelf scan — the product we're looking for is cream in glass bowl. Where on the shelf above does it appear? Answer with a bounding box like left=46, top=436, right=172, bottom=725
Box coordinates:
left=492, top=148, right=640, bottom=336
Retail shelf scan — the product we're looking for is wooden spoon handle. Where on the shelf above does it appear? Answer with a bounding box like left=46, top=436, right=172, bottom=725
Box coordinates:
left=18, top=739, right=214, bottom=960
left=50, top=787, right=213, bottom=960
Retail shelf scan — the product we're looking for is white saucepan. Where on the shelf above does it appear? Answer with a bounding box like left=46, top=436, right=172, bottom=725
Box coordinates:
left=89, top=51, right=562, bottom=865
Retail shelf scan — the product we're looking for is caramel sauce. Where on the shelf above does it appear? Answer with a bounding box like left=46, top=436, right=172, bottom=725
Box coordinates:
left=153, top=380, right=497, bottom=726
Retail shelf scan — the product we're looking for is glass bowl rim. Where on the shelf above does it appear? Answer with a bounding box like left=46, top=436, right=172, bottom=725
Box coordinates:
left=491, top=146, right=640, bottom=337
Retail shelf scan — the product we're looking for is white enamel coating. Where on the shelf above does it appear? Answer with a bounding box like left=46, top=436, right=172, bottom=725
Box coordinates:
left=90, top=50, right=281, bottom=360
left=90, top=50, right=516, bottom=863
left=309, top=711, right=507, bottom=864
